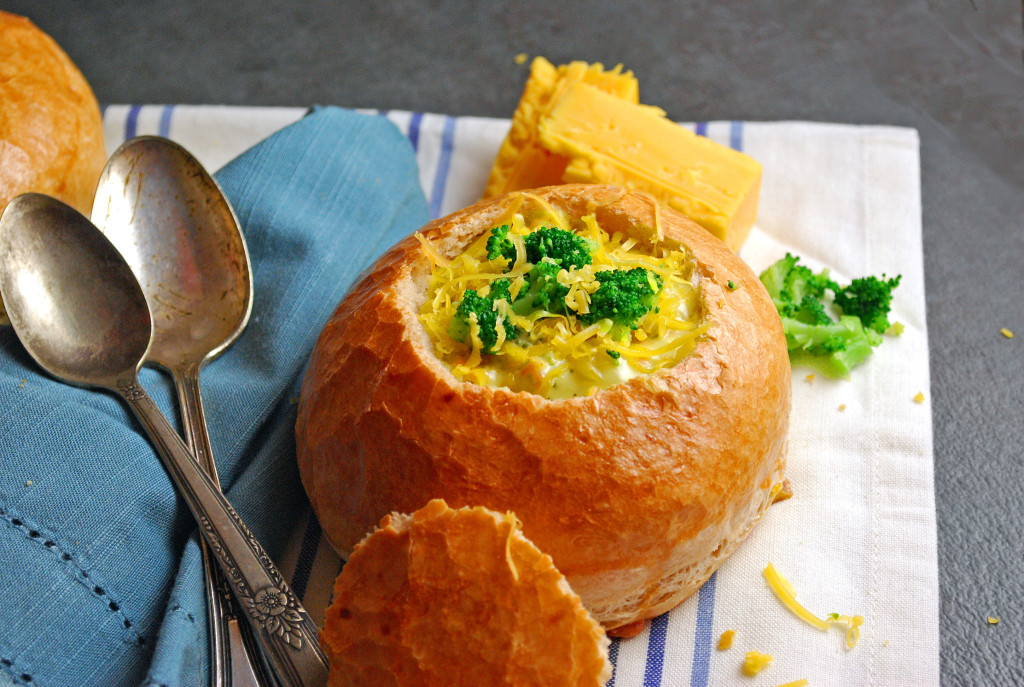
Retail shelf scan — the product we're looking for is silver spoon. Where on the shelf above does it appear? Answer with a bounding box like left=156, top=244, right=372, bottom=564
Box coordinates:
left=0, top=193, right=330, bottom=687
left=90, top=136, right=262, bottom=687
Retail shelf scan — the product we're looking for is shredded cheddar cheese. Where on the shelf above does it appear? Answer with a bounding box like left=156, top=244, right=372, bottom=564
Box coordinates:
left=827, top=613, right=865, bottom=649
left=763, top=563, right=828, bottom=630
left=414, top=231, right=450, bottom=268
left=742, top=651, right=773, bottom=676
left=763, top=563, right=864, bottom=649
left=503, top=518, right=519, bottom=582
left=418, top=193, right=707, bottom=398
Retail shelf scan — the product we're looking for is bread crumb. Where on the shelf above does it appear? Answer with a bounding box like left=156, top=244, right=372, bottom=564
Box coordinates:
left=742, top=650, right=773, bottom=676
left=773, top=680, right=810, bottom=687
left=838, top=404, right=847, bottom=411
left=912, top=391, right=925, bottom=404
left=25, top=480, right=33, bottom=487
left=988, top=616, right=1000, bottom=625
left=717, top=629, right=736, bottom=650
left=1000, top=328, right=1014, bottom=339
left=514, top=53, right=528, bottom=65
left=804, top=374, right=815, bottom=383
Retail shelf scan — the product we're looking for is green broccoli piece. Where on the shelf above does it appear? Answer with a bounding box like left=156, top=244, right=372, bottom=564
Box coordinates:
left=794, top=293, right=832, bottom=326
left=487, top=225, right=595, bottom=271
left=486, top=277, right=514, bottom=305
left=485, top=224, right=516, bottom=264
left=512, top=261, right=570, bottom=315
left=833, top=275, right=902, bottom=334
left=486, top=278, right=520, bottom=341
left=448, top=281, right=517, bottom=352
left=759, top=254, right=900, bottom=377
left=523, top=227, right=595, bottom=270
left=783, top=315, right=881, bottom=378
left=582, top=267, right=664, bottom=337
left=759, top=253, right=836, bottom=318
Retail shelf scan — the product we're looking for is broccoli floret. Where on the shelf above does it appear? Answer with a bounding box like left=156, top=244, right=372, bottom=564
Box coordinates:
left=759, top=254, right=900, bottom=377
left=486, top=277, right=514, bottom=304
left=760, top=252, right=836, bottom=318
left=486, top=225, right=595, bottom=271
left=758, top=252, right=798, bottom=298
left=582, top=268, right=663, bottom=335
left=833, top=275, right=902, bottom=334
left=523, top=227, right=595, bottom=270
left=794, top=293, right=832, bottom=326
left=784, top=315, right=881, bottom=378
left=512, top=261, right=570, bottom=315
left=448, top=284, right=516, bottom=353
left=485, top=224, right=517, bottom=264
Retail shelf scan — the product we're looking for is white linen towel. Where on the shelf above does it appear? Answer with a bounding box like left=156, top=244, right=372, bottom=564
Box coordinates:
left=101, top=104, right=939, bottom=687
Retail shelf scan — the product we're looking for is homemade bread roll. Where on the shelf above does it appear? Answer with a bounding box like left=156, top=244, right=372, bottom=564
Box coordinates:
left=1, top=12, right=106, bottom=324
left=296, top=184, right=791, bottom=631
left=0, top=11, right=105, bottom=215
left=322, top=499, right=611, bottom=686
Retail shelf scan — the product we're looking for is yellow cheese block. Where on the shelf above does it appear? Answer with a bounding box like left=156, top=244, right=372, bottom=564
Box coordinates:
left=538, top=82, right=762, bottom=252
left=482, top=57, right=641, bottom=198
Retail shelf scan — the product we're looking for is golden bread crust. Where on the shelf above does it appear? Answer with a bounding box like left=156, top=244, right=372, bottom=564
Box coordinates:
left=297, top=184, right=791, bottom=630
left=1, top=11, right=106, bottom=215
left=322, top=499, right=611, bottom=687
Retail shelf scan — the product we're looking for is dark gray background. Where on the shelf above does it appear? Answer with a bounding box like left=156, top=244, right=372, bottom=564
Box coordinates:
left=7, top=1, right=1022, bottom=684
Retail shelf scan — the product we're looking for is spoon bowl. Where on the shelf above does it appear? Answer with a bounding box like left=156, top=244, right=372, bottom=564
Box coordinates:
left=91, top=135, right=252, bottom=370
left=0, top=193, right=151, bottom=387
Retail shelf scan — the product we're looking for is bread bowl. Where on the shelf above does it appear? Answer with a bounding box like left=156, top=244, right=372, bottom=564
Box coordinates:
left=296, top=184, right=791, bottom=632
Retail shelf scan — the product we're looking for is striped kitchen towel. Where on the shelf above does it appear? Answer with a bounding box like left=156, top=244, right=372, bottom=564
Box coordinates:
left=38, top=105, right=945, bottom=686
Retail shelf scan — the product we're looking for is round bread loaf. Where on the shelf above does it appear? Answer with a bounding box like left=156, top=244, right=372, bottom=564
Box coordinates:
left=296, top=184, right=791, bottom=632
left=0, top=12, right=105, bottom=215
left=1, top=12, right=106, bottom=324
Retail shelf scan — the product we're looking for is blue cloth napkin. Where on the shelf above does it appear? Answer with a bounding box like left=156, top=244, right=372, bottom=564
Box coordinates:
left=0, top=107, right=431, bottom=687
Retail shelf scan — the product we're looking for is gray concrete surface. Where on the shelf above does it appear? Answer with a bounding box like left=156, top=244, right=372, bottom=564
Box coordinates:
left=6, top=1, right=1023, bottom=684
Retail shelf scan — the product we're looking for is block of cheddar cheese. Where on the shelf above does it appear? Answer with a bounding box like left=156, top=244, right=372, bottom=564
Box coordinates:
left=482, top=56, right=641, bottom=199
left=539, top=81, right=762, bottom=252
left=483, top=58, right=763, bottom=252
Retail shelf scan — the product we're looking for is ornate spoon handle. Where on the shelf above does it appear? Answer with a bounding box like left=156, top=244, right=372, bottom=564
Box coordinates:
left=117, top=376, right=329, bottom=687
left=174, top=363, right=268, bottom=687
